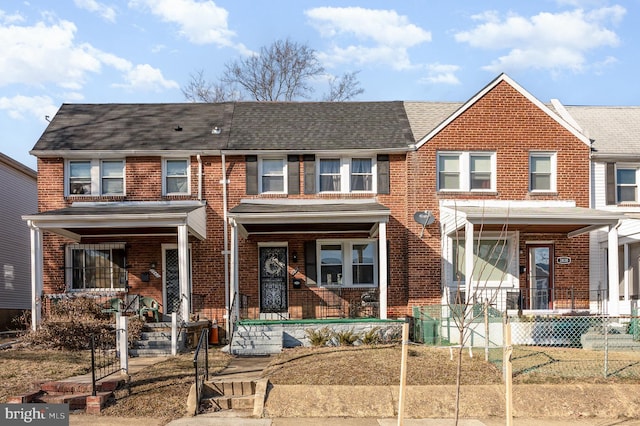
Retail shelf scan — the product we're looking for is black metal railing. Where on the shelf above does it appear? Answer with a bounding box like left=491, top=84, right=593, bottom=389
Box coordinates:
left=193, top=327, right=209, bottom=412
left=238, top=288, right=379, bottom=320
left=506, top=288, right=607, bottom=312
left=90, top=331, right=121, bottom=396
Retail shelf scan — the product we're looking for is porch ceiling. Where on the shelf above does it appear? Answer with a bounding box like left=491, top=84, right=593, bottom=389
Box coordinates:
left=450, top=206, right=625, bottom=237
left=22, top=202, right=207, bottom=241
left=228, top=199, right=390, bottom=236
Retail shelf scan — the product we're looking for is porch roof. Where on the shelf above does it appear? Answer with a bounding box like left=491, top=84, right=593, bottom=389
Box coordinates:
left=448, top=205, right=624, bottom=237
left=22, top=202, right=207, bottom=241
left=228, top=199, right=390, bottom=236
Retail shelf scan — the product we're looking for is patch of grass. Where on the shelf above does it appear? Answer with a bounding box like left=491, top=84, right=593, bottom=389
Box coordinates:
left=0, top=347, right=93, bottom=403
left=100, top=350, right=232, bottom=422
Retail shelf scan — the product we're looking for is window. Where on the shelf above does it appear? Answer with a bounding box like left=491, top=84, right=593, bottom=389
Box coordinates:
left=69, top=161, right=92, bottom=194
left=437, top=152, right=495, bottom=191
left=101, top=160, right=124, bottom=195
left=530, top=152, right=556, bottom=192
left=318, top=240, right=377, bottom=286
left=67, top=244, right=127, bottom=290
left=164, top=159, right=190, bottom=194
left=351, top=158, right=373, bottom=191
left=318, top=157, right=376, bottom=193
left=319, top=159, right=341, bottom=192
left=452, top=237, right=513, bottom=284
left=260, top=158, right=286, bottom=193
left=67, top=159, right=125, bottom=196
left=617, top=167, right=638, bottom=203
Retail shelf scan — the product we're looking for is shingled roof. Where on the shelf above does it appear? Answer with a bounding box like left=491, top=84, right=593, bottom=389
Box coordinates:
left=32, top=101, right=415, bottom=154
left=32, top=103, right=233, bottom=152
left=562, top=105, right=640, bottom=157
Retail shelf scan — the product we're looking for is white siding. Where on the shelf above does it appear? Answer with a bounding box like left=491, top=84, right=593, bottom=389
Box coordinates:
left=592, top=162, right=606, bottom=209
left=0, top=158, right=37, bottom=310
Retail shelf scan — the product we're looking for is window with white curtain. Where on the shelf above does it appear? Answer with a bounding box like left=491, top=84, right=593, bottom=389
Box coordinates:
left=318, top=239, right=377, bottom=287
left=67, top=159, right=125, bottom=196
left=318, top=157, right=376, bottom=193
left=164, top=159, right=190, bottom=195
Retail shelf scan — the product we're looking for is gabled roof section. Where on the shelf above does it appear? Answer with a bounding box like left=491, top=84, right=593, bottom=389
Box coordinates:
left=556, top=104, right=640, bottom=158
left=412, top=73, right=591, bottom=149
left=226, top=101, right=414, bottom=151
left=31, top=103, right=233, bottom=154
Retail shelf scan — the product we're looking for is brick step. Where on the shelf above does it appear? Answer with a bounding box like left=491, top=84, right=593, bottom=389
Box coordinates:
left=37, top=393, right=92, bottom=410
left=39, top=379, right=120, bottom=394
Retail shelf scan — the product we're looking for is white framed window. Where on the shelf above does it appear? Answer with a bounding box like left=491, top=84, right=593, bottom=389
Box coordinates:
left=66, top=243, right=127, bottom=291
left=450, top=233, right=516, bottom=287
left=437, top=152, right=496, bottom=192
left=318, top=156, right=376, bottom=193
left=529, top=152, right=557, bottom=192
left=67, top=159, right=125, bottom=196
left=318, top=239, right=377, bottom=287
left=616, top=166, right=639, bottom=203
left=259, top=158, right=287, bottom=193
left=164, top=158, right=190, bottom=195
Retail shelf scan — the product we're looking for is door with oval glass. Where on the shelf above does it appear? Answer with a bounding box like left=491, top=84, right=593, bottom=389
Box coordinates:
left=259, top=246, right=288, bottom=313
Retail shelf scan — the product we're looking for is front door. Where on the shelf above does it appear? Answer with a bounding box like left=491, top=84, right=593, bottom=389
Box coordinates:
left=259, top=246, right=288, bottom=313
left=163, top=247, right=191, bottom=316
left=528, top=244, right=553, bottom=309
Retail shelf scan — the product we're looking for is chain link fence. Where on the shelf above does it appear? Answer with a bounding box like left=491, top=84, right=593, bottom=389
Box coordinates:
left=413, top=305, right=640, bottom=381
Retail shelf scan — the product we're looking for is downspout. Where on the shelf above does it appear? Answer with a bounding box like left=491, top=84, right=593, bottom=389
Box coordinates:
left=221, top=153, right=230, bottom=337
left=197, top=154, right=203, bottom=201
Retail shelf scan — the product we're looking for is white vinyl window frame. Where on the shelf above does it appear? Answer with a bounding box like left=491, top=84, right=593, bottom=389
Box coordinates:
left=437, top=151, right=496, bottom=192
left=65, top=243, right=127, bottom=291
left=316, top=156, right=377, bottom=194
left=66, top=159, right=125, bottom=196
left=317, top=239, right=378, bottom=288
left=163, top=158, right=191, bottom=195
left=616, top=164, right=640, bottom=203
left=529, top=152, right=557, bottom=193
left=259, top=157, right=287, bottom=194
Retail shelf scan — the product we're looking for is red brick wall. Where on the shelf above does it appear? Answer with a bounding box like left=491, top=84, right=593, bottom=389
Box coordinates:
left=405, top=80, right=591, bottom=314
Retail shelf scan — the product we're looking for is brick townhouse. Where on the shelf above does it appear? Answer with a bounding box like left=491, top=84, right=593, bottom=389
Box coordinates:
left=23, top=74, right=624, bottom=342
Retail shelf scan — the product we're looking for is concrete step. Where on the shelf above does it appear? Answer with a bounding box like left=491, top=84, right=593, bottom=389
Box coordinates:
left=134, top=339, right=172, bottom=349
left=206, top=395, right=255, bottom=411
left=139, top=331, right=172, bottom=340
left=581, top=332, right=640, bottom=350
left=210, top=381, right=256, bottom=396
left=129, top=348, right=173, bottom=357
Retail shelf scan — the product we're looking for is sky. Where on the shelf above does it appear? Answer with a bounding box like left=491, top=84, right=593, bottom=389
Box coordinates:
left=1, top=0, right=638, bottom=170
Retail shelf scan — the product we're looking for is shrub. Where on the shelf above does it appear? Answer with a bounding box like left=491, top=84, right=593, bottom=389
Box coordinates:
left=305, top=326, right=333, bottom=347
left=360, top=326, right=381, bottom=345
left=334, top=328, right=360, bottom=346
left=21, top=297, right=144, bottom=351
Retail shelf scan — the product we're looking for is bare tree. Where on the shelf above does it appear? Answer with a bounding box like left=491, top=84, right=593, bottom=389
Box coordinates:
left=183, top=39, right=364, bottom=102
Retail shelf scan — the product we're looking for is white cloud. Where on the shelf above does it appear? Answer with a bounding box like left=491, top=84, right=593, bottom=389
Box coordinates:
left=74, top=0, right=117, bottom=23
left=0, top=10, right=25, bottom=25
left=420, top=64, right=461, bottom=85
left=0, top=16, right=178, bottom=94
left=305, top=7, right=431, bottom=70
left=128, top=0, right=250, bottom=54
left=455, top=6, right=625, bottom=73
left=0, top=95, right=57, bottom=122
left=113, top=64, right=180, bottom=92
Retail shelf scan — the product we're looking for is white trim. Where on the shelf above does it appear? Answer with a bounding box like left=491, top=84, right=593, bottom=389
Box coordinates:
left=162, top=157, right=191, bottom=196
left=414, top=74, right=591, bottom=150
left=65, top=158, right=126, bottom=197
left=258, top=157, right=288, bottom=194
left=316, top=155, right=377, bottom=194
left=65, top=243, right=127, bottom=291
left=529, top=151, right=557, bottom=193
left=437, top=151, right=496, bottom=192
left=316, top=238, right=378, bottom=288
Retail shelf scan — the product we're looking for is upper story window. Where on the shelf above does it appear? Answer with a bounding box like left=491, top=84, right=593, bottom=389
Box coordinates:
left=529, top=152, right=557, bottom=192
left=617, top=167, right=638, bottom=203
left=66, top=243, right=127, bottom=291
left=318, top=239, right=377, bottom=287
left=164, top=159, right=190, bottom=195
left=260, top=158, right=287, bottom=193
left=67, top=159, right=125, bottom=196
left=318, top=157, right=376, bottom=193
left=437, top=152, right=496, bottom=192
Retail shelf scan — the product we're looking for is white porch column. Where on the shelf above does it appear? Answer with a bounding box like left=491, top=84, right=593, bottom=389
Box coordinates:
left=623, top=243, right=630, bottom=301
left=464, top=221, right=475, bottom=303
left=608, top=223, right=620, bottom=316
left=28, top=221, right=43, bottom=331
left=178, top=224, right=190, bottom=321
left=230, top=219, right=240, bottom=322
left=378, top=221, right=388, bottom=320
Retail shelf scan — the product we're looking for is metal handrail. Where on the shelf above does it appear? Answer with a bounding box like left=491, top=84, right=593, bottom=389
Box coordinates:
left=192, top=327, right=209, bottom=413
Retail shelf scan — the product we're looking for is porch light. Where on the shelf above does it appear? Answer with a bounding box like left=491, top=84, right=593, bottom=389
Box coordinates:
left=212, top=126, right=222, bottom=135
left=291, top=251, right=298, bottom=262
